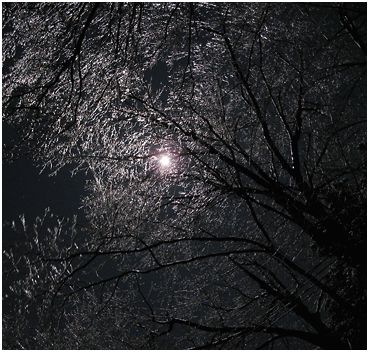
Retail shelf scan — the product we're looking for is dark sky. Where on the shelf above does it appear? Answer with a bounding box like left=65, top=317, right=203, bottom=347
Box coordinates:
left=3, top=158, right=87, bottom=223
left=2, top=142, right=88, bottom=248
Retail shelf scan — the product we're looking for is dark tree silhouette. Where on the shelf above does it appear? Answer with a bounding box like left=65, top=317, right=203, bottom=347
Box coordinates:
left=3, top=3, right=366, bottom=349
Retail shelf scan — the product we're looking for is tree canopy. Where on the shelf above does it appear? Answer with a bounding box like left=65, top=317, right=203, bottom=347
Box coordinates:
left=3, top=3, right=366, bottom=349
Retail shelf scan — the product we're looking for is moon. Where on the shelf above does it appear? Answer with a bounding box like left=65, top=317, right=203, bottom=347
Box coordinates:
left=160, top=155, right=170, bottom=166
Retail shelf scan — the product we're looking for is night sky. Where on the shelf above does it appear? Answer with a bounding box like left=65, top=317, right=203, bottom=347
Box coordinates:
left=2, top=123, right=89, bottom=284
left=3, top=157, right=87, bottom=223
left=2, top=149, right=88, bottom=243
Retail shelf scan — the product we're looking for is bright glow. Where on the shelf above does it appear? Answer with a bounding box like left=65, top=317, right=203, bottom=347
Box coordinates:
left=160, top=155, right=170, bottom=166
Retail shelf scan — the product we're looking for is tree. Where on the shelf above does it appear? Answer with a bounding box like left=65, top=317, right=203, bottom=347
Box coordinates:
left=3, top=3, right=366, bottom=349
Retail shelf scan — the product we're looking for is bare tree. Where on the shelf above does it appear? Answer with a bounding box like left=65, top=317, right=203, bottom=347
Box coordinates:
left=3, top=3, right=366, bottom=349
